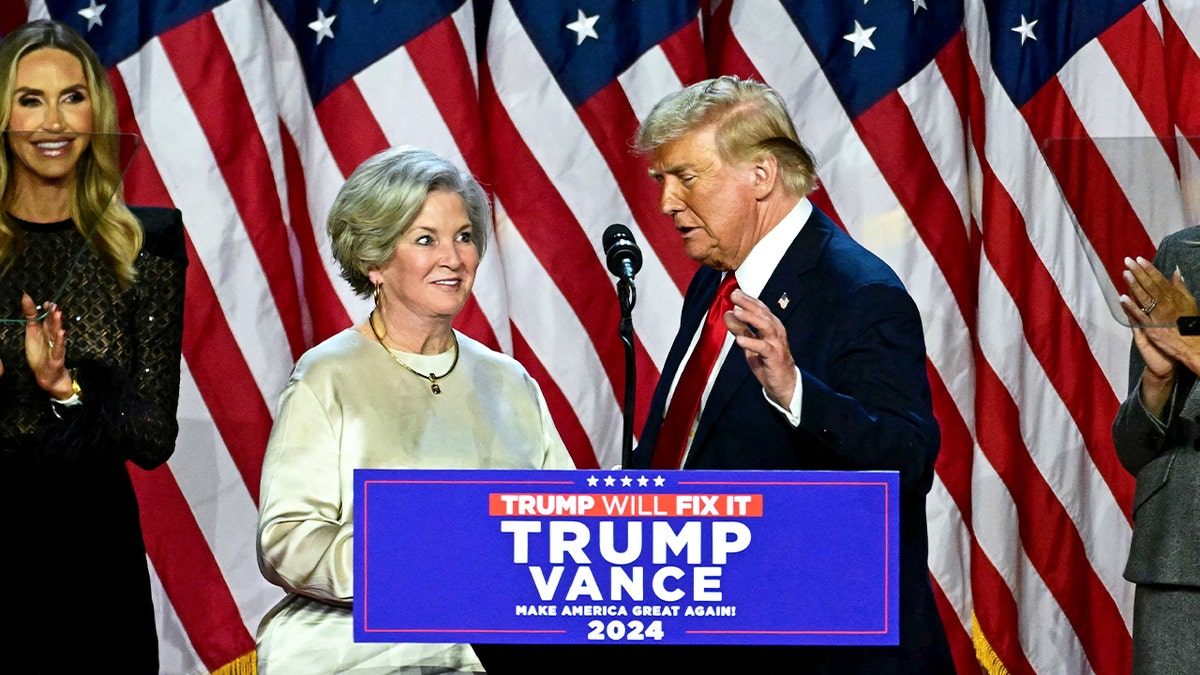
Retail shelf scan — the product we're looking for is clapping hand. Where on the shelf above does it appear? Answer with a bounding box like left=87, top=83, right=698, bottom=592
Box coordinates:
left=1119, top=256, right=1200, bottom=417
left=21, top=293, right=73, bottom=399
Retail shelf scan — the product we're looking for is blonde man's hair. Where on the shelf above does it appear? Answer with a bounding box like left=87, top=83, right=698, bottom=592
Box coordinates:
left=634, top=75, right=817, bottom=197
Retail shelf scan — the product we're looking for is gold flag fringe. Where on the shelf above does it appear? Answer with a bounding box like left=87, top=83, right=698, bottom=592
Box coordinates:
left=210, top=650, right=256, bottom=675
left=972, top=611, right=1011, bottom=675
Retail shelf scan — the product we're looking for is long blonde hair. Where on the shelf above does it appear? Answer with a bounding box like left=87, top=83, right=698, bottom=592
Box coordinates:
left=0, top=20, right=142, bottom=286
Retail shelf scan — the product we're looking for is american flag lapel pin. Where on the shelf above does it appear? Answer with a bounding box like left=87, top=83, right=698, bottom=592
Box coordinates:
left=778, top=292, right=790, bottom=309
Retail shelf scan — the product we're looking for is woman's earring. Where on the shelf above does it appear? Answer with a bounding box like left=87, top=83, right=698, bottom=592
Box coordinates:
left=373, top=282, right=382, bottom=306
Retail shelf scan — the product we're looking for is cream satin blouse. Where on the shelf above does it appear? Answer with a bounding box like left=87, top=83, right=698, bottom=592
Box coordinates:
left=256, top=329, right=574, bottom=674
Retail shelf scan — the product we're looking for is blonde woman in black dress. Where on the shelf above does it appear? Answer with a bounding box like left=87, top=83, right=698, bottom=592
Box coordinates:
left=0, top=20, right=186, bottom=673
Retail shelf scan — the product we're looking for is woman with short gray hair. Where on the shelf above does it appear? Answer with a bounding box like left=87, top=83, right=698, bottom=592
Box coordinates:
left=256, top=146, right=574, bottom=674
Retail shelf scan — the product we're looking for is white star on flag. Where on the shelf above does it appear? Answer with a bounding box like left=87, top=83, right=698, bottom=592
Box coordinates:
left=843, top=20, right=877, bottom=57
left=308, top=8, right=336, bottom=45
left=1012, top=14, right=1038, bottom=45
left=566, top=9, right=600, bottom=46
left=78, top=0, right=106, bottom=31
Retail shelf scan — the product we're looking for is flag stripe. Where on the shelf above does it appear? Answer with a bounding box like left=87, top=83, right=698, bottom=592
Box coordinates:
left=278, top=124, right=354, bottom=343
left=110, top=69, right=272, bottom=502
left=1163, top=3, right=1200, bottom=139
left=315, top=80, right=392, bottom=179
left=482, top=77, right=658, bottom=422
left=405, top=13, right=488, bottom=182
left=158, top=12, right=306, bottom=361
left=511, top=325, right=601, bottom=470
left=1099, top=7, right=1173, bottom=145
left=132, top=464, right=255, bottom=671
left=575, top=81, right=694, bottom=294
left=28, top=2, right=1195, bottom=671
left=974, top=353, right=1128, bottom=672
left=976, top=86, right=1136, bottom=523
left=493, top=196, right=622, bottom=465
left=853, top=95, right=975, bottom=320
left=929, top=567, right=975, bottom=672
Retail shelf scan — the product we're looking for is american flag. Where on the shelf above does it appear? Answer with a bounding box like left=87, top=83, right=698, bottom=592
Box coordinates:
left=4, top=0, right=1194, bottom=673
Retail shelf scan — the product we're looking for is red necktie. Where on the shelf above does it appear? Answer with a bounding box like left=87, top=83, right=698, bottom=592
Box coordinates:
left=651, top=273, right=740, bottom=469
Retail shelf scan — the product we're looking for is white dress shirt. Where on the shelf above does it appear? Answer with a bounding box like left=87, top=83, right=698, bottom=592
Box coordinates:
left=664, top=198, right=812, bottom=467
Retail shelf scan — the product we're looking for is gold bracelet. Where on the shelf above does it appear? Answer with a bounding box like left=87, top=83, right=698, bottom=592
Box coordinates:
left=69, top=368, right=81, bottom=400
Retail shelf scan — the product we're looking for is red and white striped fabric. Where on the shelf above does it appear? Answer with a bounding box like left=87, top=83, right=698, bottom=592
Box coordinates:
left=716, top=1, right=1196, bottom=673
left=5, top=0, right=1197, bottom=673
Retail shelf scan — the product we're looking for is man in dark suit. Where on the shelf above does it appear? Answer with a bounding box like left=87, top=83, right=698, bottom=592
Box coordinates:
left=631, top=75, right=954, bottom=674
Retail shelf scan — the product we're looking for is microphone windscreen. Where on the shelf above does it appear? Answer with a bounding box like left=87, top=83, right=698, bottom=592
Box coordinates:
left=602, top=224, right=643, bottom=277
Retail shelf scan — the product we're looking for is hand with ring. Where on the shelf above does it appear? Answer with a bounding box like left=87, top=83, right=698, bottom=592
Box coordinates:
left=20, top=293, right=73, bottom=399
left=1119, top=257, right=1200, bottom=415
left=1120, top=256, right=1198, bottom=333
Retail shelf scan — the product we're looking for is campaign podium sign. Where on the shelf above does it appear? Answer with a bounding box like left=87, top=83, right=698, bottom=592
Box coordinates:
left=354, top=469, right=898, bottom=647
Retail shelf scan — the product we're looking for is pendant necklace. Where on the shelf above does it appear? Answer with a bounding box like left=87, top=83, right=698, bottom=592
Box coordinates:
left=368, top=311, right=458, bottom=395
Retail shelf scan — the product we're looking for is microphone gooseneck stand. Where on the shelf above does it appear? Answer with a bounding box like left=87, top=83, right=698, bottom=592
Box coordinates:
left=602, top=223, right=643, bottom=469
left=618, top=276, right=636, bottom=469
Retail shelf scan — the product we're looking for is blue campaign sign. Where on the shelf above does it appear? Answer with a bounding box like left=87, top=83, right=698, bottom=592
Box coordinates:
left=354, top=469, right=899, bottom=646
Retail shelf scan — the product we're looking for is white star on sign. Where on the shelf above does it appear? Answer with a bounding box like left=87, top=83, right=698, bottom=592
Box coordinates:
left=653, top=475, right=666, bottom=487
left=604, top=475, right=616, bottom=487
left=621, top=476, right=633, bottom=486
left=78, top=0, right=106, bottom=31
left=309, top=8, right=337, bottom=45
left=587, top=475, right=599, bottom=486
left=566, top=9, right=600, bottom=46
left=843, top=20, right=877, bottom=57
left=637, top=476, right=649, bottom=487
left=1012, top=14, right=1038, bottom=45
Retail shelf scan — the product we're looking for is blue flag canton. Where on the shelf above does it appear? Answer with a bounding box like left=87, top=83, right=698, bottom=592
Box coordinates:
left=270, top=0, right=465, bottom=104
left=781, top=0, right=962, bottom=119
left=984, top=0, right=1142, bottom=108
left=45, top=0, right=222, bottom=68
left=510, top=0, right=698, bottom=109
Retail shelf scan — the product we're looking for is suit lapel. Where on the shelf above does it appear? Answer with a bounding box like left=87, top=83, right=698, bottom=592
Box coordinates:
left=687, top=209, right=835, bottom=462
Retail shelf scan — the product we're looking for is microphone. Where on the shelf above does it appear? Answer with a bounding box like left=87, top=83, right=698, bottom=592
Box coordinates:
left=603, top=224, right=643, bottom=281
left=602, top=224, right=641, bottom=468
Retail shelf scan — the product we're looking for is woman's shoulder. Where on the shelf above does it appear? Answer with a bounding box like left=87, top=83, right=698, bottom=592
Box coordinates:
left=457, top=331, right=517, bottom=366
left=292, top=329, right=373, bottom=378
left=456, top=331, right=537, bottom=384
left=129, top=206, right=186, bottom=264
left=1160, top=225, right=1200, bottom=251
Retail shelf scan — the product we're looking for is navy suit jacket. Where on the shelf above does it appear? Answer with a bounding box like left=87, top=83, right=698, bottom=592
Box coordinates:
left=634, top=207, right=954, bottom=673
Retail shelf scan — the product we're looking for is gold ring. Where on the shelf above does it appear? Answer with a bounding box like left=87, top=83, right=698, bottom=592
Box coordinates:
left=1142, top=299, right=1158, bottom=315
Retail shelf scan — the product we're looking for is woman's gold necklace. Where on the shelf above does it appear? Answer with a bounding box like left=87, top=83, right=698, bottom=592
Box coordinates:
left=368, top=311, right=459, bottom=395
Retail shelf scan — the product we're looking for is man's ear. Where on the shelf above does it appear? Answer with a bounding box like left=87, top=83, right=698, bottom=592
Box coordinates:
left=753, top=155, right=780, bottom=200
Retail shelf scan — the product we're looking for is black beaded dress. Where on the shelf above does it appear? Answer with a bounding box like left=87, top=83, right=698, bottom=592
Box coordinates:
left=0, top=207, right=186, bottom=672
